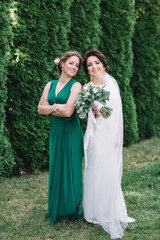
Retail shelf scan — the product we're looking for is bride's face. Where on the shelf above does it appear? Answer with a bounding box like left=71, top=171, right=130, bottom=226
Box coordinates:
left=87, top=56, right=104, bottom=77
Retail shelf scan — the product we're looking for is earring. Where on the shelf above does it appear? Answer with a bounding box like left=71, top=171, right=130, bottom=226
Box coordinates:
left=103, top=68, right=105, bottom=71
left=61, top=67, right=63, bottom=71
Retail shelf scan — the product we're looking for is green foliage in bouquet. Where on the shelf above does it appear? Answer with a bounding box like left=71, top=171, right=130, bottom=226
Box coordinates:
left=100, top=106, right=112, bottom=119
left=0, top=0, right=15, bottom=177
left=76, top=85, right=112, bottom=119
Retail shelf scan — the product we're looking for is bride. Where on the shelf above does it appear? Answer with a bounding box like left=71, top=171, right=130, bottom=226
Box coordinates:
left=82, top=50, right=135, bottom=239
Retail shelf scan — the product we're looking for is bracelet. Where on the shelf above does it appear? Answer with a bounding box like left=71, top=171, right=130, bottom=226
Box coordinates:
left=52, top=104, right=57, bottom=112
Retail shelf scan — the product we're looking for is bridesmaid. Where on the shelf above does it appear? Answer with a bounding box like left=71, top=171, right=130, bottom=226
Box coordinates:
left=38, top=51, right=83, bottom=223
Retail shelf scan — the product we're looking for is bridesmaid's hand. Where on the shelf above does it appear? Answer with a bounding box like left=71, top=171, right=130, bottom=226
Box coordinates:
left=40, top=96, right=50, bottom=106
left=52, top=104, right=65, bottom=114
left=52, top=104, right=59, bottom=113
left=92, top=104, right=101, bottom=118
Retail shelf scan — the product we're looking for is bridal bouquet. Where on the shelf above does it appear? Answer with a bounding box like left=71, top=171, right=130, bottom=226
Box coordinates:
left=75, top=84, right=113, bottom=119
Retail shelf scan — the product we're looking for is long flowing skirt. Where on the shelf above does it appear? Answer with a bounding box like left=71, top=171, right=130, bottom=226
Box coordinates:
left=48, top=116, right=83, bottom=223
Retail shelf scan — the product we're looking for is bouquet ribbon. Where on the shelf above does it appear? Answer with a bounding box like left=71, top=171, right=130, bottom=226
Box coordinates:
left=94, top=101, right=104, bottom=110
left=84, top=101, right=103, bottom=168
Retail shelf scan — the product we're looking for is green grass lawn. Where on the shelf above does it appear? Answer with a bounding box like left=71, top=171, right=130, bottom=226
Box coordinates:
left=0, top=137, right=160, bottom=240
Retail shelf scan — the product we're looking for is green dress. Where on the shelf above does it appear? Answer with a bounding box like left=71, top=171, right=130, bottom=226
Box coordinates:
left=47, top=78, right=83, bottom=223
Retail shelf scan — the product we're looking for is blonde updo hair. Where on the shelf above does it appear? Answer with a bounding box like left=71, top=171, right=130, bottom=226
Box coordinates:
left=55, top=51, right=83, bottom=75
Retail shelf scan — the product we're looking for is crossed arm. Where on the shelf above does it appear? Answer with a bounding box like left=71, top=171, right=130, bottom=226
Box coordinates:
left=38, top=81, right=82, bottom=117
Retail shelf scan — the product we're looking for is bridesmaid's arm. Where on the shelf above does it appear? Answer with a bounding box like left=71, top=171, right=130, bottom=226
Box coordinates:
left=52, top=82, right=82, bottom=118
left=38, top=82, right=54, bottom=115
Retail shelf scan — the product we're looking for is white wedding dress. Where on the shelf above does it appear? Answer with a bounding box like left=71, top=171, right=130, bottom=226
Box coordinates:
left=83, top=73, right=135, bottom=239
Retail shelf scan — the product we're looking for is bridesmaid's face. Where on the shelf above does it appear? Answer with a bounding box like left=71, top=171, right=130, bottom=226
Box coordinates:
left=87, top=56, right=104, bottom=77
left=61, top=56, right=80, bottom=77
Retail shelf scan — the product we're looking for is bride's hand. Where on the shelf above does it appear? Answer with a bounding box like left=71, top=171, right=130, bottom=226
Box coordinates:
left=92, top=104, right=101, bottom=118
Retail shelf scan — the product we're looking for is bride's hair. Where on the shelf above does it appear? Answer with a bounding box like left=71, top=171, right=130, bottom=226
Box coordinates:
left=57, top=50, right=82, bottom=75
left=83, top=50, right=110, bottom=74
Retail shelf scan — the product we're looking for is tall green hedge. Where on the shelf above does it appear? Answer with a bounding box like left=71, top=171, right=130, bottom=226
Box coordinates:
left=69, top=0, right=102, bottom=131
left=0, top=0, right=15, bottom=176
left=99, top=0, right=139, bottom=146
left=6, top=0, right=71, bottom=174
left=1, top=0, right=159, bottom=176
left=69, top=0, right=102, bottom=85
left=131, top=0, right=160, bottom=139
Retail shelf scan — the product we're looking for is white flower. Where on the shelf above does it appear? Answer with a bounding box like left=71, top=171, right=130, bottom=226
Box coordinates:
left=54, top=58, right=60, bottom=65
left=85, top=92, right=90, bottom=96
left=83, top=85, right=88, bottom=90
left=93, top=88, right=98, bottom=93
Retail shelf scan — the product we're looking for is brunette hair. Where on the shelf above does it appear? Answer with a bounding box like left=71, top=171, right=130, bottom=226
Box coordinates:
left=83, top=50, right=110, bottom=74
left=57, top=50, right=82, bottom=75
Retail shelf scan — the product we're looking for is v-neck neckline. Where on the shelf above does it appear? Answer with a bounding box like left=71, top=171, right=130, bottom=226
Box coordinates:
left=55, top=79, right=72, bottom=98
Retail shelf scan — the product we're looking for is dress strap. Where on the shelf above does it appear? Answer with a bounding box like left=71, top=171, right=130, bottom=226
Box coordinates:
left=68, top=78, right=77, bottom=87
left=50, top=79, right=58, bottom=90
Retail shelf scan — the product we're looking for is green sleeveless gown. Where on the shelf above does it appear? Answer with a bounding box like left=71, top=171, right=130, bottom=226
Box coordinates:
left=47, top=78, right=83, bottom=223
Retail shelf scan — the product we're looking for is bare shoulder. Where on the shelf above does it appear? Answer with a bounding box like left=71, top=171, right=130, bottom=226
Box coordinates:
left=42, top=81, right=51, bottom=96
left=45, top=81, right=51, bottom=89
left=71, top=81, right=82, bottom=91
